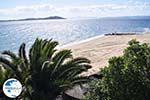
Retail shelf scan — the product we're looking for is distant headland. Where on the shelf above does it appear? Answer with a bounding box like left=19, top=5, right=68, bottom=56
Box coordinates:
left=0, top=16, right=66, bottom=22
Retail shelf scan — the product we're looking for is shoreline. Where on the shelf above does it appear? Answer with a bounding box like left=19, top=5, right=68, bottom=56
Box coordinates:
left=59, top=32, right=142, bottom=49
left=59, top=34, right=104, bottom=48
left=62, top=33, right=150, bottom=76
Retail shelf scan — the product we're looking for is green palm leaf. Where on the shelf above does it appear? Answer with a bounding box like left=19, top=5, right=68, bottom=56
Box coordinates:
left=51, top=50, right=72, bottom=76
left=2, top=50, right=18, bottom=60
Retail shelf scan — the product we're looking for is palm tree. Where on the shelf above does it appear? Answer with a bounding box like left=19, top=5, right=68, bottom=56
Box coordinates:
left=0, top=44, right=31, bottom=99
left=0, top=38, right=91, bottom=100
left=0, top=65, right=12, bottom=100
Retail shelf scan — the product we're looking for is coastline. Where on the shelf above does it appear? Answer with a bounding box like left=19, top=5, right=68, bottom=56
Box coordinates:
left=59, top=32, right=142, bottom=49
left=59, top=34, right=104, bottom=48
left=62, top=33, right=150, bottom=76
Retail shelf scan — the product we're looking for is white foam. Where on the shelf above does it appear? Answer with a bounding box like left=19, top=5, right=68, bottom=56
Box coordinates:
left=144, top=28, right=150, bottom=33
left=58, top=34, right=104, bottom=48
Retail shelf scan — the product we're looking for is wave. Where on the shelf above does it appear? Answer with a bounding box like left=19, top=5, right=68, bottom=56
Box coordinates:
left=143, top=28, right=150, bottom=33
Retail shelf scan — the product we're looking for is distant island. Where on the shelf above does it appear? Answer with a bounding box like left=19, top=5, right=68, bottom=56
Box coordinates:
left=0, top=16, right=66, bottom=22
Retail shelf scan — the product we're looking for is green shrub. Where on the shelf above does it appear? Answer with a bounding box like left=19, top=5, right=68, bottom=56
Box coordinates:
left=84, top=39, right=150, bottom=100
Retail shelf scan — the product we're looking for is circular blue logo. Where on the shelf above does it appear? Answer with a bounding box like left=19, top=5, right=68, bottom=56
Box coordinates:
left=3, top=78, right=22, bottom=98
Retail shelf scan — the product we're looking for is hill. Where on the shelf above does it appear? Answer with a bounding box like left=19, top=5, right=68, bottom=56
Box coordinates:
left=0, top=16, right=65, bottom=22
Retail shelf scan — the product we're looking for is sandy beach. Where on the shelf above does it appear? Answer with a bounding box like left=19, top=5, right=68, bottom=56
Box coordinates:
left=63, top=33, right=150, bottom=76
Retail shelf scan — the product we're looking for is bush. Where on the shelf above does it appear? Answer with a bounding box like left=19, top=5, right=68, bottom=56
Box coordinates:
left=84, top=39, right=150, bottom=100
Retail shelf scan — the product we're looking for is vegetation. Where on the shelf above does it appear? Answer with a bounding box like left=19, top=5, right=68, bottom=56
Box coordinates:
left=0, top=38, right=91, bottom=100
left=84, top=39, right=150, bottom=100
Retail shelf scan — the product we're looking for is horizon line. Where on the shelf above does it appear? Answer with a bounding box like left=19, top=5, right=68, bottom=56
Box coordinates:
left=0, top=15, right=150, bottom=22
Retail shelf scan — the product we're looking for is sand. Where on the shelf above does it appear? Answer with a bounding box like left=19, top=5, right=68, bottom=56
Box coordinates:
left=62, top=34, right=150, bottom=76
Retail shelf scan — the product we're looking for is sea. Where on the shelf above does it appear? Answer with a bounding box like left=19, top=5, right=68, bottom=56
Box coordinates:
left=0, top=18, right=150, bottom=52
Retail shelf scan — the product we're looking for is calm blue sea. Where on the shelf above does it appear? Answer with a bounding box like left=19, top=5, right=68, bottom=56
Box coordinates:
left=0, top=18, right=150, bottom=52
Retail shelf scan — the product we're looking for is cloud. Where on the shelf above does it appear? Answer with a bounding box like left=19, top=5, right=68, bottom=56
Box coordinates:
left=0, top=2, right=150, bottom=20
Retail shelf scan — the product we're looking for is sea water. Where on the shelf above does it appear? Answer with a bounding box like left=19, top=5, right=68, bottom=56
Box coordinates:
left=0, top=18, right=150, bottom=52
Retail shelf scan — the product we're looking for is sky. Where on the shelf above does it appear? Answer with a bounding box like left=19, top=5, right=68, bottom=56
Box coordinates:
left=0, top=0, right=150, bottom=20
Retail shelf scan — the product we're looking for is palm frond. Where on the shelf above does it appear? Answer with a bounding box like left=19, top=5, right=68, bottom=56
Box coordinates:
left=65, top=57, right=91, bottom=66
left=19, top=43, right=28, bottom=65
left=51, top=57, right=91, bottom=80
left=0, top=56, right=16, bottom=71
left=29, top=39, right=41, bottom=71
left=41, top=39, right=58, bottom=59
left=55, top=64, right=91, bottom=79
left=0, top=56, right=21, bottom=79
left=51, top=50, right=72, bottom=75
left=2, top=50, right=18, bottom=60
left=70, top=76, right=89, bottom=85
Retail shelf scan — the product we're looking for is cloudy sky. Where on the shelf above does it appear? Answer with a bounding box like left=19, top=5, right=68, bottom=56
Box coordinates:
left=0, top=0, right=150, bottom=20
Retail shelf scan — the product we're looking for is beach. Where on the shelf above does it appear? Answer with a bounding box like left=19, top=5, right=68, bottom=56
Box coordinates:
left=63, top=33, right=150, bottom=76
